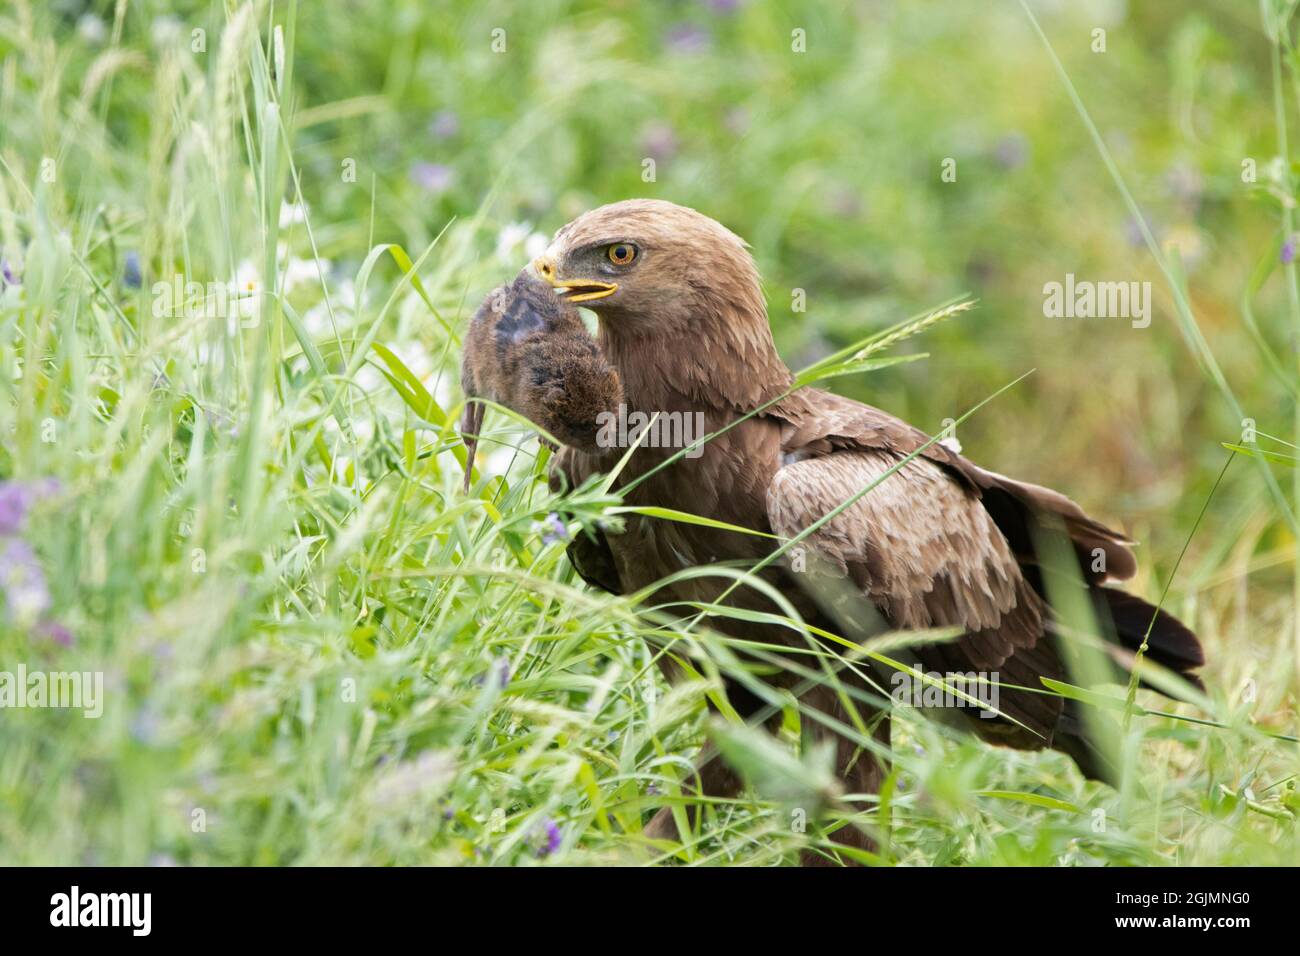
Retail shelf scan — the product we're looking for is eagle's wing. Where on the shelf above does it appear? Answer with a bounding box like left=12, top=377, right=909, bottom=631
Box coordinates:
left=766, top=447, right=1045, bottom=671
left=763, top=388, right=1216, bottom=752
left=765, top=388, right=1125, bottom=742
left=770, top=388, right=1138, bottom=584
left=765, top=445, right=1074, bottom=743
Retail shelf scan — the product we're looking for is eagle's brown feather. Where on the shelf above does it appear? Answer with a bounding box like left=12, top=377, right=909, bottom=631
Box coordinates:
left=766, top=448, right=1044, bottom=670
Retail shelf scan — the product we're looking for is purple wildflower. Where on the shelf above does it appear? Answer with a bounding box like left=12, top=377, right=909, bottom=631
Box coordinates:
left=993, top=133, right=1028, bottom=170
left=827, top=187, right=863, bottom=219
left=539, top=512, right=568, bottom=547
left=1, top=536, right=51, bottom=621
left=1165, top=163, right=1203, bottom=204
left=473, top=657, right=512, bottom=689
left=429, top=110, right=459, bottom=140
left=706, top=0, right=742, bottom=12
left=0, top=479, right=60, bottom=534
left=1125, top=216, right=1158, bottom=248
left=410, top=162, right=454, bottom=195
left=1283, top=235, right=1297, bottom=265
left=0, top=482, right=31, bottom=535
left=130, top=707, right=160, bottom=745
left=124, top=251, right=143, bottom=289
left=723, top=107, right=750, bottom=137
left=537, top=818, right=562, bottom=858
left=640, top=122, right=679, bottom=163
left=665, top=23, right=712, bottom=55
left=0, top=260, right=17, bottom=286
left=37, top=620, right=74, bottom=647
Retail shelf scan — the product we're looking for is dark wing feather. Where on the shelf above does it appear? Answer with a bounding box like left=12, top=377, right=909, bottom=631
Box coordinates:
left=566, top=528, right=623, bottom=594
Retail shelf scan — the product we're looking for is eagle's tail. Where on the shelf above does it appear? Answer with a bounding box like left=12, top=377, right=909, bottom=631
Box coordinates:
left=1049, top=589, right=1202, bottom=785
left=1091, top=587, right=1205, bottom=692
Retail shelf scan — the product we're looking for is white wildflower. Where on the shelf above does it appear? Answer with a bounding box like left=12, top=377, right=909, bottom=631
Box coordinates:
left=279, top=200, right=309, bottom=228
left=282, top=256, right=328, bottom=294
left=77, top=14, right=108, bottom=44
left=495, top=221, right=537, bottom=262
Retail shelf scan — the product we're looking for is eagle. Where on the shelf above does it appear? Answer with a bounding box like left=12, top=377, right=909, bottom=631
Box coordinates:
left=479, top=198, right=1203, bottom=864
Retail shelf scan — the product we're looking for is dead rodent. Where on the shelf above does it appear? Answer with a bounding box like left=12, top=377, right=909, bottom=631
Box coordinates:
left=460, top=268, right=623, bottom=491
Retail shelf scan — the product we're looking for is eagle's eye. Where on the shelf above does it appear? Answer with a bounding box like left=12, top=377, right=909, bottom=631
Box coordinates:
left=606, top=243, right=636, bottom=265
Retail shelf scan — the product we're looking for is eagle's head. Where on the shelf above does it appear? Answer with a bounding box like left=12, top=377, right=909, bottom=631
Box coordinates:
left=531, top=199, right=766, bottom=336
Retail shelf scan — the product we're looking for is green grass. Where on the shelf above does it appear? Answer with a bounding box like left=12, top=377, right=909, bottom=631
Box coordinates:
left=0, top=0, right=1298, bottom=865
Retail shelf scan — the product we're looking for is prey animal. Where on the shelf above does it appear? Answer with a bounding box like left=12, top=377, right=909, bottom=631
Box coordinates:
left=460, top=268, right=622, bottom=491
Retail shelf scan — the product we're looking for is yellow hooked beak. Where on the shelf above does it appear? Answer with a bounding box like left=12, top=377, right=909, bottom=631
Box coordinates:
left=532, top=256, right=618, bottom=303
